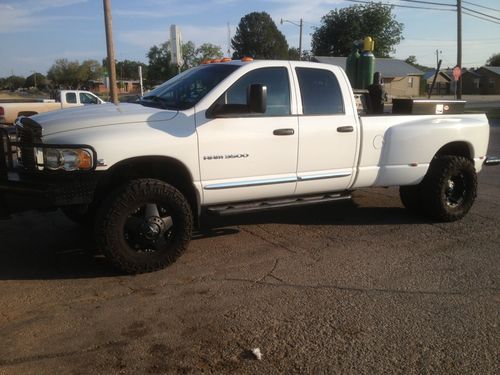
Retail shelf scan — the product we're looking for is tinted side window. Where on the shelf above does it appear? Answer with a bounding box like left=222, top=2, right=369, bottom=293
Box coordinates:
left=296, top=68, right=344, bottom=115
left=80, top=92, right=98, bottom=104
left=66, top=92, right=77, bottom=104
left=223, top=67, right=291, bottom=116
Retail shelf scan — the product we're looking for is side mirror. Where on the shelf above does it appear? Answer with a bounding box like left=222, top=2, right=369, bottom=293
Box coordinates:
left=248, top=84, right=267, bottom=113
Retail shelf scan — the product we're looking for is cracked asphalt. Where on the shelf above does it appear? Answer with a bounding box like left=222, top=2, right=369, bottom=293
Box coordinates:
left=0, top=128, right=499, bottom=374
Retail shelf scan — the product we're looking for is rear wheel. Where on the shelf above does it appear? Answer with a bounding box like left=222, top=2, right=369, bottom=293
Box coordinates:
left=95, top=179, right=193, bottom=274
left=421, top=155, right=477, bottom=222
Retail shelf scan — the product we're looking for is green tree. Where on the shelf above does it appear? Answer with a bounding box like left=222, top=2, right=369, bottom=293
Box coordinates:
left=25, top=72, right=47, bottom=90
left=405, top=55, right=417, bottom=65
left=288, top=47, right=300, bottom=61
left=47, top=59, right=81, bottom=88
left=118, top=60, right=147, bottom=80
left=405, top=55, right=432, bottom=72
left=102, top=58, right=148, bottom=81
left=180, top=41, right=224, bottom=68
left=146, top=42, right=177, bottom=85
left=47, top=58, right=100, bottom=88
left=3, top=75, right=25, bottom=91
left=486, top=53, right=500, bottom=66
left=182, top=41, right=197, bottom=69
left=80, top=59, right=103, bottom=82
left=312, top=3, right=403, bottom=57
left=231, top=12, right=289, bottom=59
left=195, top=43, right=223, bottom=64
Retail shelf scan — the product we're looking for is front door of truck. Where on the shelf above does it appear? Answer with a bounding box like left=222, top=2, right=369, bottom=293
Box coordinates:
left=293, top=66, right=358, bottom=195
left=196, top=66, right=298, bottom=205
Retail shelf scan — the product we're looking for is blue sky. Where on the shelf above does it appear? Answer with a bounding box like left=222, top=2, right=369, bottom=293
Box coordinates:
left=0, top=0, right=499, bottom=77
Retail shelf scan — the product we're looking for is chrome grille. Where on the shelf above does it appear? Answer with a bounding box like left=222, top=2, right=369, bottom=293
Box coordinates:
left=0, top=129, right=7, bottom=177
left=15, top=117, right=42, bottom=170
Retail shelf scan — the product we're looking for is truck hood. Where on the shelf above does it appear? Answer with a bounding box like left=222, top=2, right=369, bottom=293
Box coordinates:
left=31, top=103, right=178, bottom=136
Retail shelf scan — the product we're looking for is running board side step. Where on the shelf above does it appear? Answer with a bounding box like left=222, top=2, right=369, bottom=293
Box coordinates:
left=205, top=192, right=352, bottom=216
left=485, top=156, right=500, bottom=166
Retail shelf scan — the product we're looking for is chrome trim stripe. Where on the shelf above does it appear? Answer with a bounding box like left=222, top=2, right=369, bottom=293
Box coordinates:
left=204, top=171, right=352, bottom=190
left=298, top=171, right=351, bottom=181
left=204, top=176, right=297, bottom=190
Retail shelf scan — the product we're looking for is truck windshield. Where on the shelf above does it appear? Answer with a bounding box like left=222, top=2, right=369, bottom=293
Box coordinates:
left=139, top=64, right=239, bottom=110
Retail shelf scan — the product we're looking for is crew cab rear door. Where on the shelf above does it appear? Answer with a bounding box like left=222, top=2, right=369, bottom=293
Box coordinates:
left=195, top=64, right=299, bottom=205
left=292, top=64, right=358, bottom=195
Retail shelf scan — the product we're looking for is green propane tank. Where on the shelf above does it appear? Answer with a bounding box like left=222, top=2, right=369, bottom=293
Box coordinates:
left=357, top=36, right=375, bottom=89
left=346, top=43, right=360, bottom=88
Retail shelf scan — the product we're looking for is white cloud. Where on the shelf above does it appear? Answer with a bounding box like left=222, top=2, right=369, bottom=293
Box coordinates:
left=0, top=0, right=89, bottom=33
left=114, top=1, right=223, bottom=19
left=267, top=0, right=343, bottom=23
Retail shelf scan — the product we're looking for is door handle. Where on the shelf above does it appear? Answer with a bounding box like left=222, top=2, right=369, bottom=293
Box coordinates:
left=273, top=128, right=295, bottom=136
left=337, top=126, right=354, bottom=133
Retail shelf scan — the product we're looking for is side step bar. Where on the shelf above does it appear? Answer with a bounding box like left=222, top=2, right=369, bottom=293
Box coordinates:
left=485, top=156, right=500, bottom=166
left=205, top=191, right=352, bottom=216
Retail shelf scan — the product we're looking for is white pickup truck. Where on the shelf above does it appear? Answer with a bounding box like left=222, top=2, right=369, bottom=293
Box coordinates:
left=0, top=90, right=105, bottom=124
left=0, top=60, right=498, bottom=273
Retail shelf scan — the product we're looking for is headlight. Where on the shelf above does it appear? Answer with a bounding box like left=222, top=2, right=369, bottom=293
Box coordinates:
left=41, top=148, right=93, bottom=171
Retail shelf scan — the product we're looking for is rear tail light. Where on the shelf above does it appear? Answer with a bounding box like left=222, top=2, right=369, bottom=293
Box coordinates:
left=0, top=107, right=4, bottom=116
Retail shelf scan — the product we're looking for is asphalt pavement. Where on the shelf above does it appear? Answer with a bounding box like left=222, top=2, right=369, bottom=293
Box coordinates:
left=0, top=129, right=499, bottom=374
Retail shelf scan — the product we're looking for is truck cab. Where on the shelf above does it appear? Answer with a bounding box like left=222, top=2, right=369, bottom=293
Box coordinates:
left=56, top=90, right=105, bottom=106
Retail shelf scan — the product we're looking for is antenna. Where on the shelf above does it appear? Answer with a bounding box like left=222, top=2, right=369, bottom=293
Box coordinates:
left=227, top=22, right=231, bottom=56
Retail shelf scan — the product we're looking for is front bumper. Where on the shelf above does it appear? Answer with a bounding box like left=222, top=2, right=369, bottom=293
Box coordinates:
left=0, top=122, right=100, bottom=218
left=0, top=170, right=100, bottom=218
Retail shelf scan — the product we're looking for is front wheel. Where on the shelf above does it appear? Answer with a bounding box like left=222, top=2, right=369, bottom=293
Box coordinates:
left=95, top=179, right=193, bottom=274
left=421, top=155, right=477, bottom=222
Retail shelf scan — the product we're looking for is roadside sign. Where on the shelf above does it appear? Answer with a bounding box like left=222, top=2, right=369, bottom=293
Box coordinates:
left=452, top=66, right=461, bottom=81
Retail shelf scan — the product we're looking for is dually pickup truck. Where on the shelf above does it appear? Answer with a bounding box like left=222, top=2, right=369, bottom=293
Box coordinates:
left=0, top=60, right=498, bottom=273
left=0, top=90, right=105, bottom=124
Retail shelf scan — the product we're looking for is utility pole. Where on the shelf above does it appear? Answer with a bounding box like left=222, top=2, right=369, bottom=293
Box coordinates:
left=103, top=0, right=118, bottom=104
left=435, top=49, right=442, bottom=69
left=299, top=19, right=303, bottom=61
left=457, top=0, right=462, bottom=99
left=227, top=22, right=231, bottom=57
left=280, top=18, right=303, bottom=61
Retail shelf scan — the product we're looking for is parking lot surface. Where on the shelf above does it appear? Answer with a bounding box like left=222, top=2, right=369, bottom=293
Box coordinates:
left=0, top=128, right=499, bottom=374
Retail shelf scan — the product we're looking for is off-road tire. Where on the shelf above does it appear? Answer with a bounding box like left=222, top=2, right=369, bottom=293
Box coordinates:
left=421, top=155, right=477, bottom=222
left=95, top=179, right=193, bottom=274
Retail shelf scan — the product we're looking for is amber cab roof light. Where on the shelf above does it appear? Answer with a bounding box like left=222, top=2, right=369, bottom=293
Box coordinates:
left=241, top=57, right=254, bottom=62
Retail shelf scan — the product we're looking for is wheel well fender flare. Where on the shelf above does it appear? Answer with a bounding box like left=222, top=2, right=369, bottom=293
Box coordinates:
left=433, top=141, right=473, bottom=160
left=96, top=156, right=200, bottom=217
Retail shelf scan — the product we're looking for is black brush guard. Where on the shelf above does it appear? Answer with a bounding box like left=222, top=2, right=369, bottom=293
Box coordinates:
left=0, top=121, right=100, bottom=218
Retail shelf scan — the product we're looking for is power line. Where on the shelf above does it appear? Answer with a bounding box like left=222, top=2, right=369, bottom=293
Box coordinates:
left=463, top=0, right=500, bottom=13
left=346, top=0, right=500, bottom=24
left=463, top=10, right=500, bottom=25
left=345, top=0, right=456, bottom=12
left=397, top=0, right=454, bottom=7
left=462, top=6, right=500, bottom=22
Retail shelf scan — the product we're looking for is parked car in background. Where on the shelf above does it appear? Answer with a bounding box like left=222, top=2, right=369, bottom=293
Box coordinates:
left=0, top=90, right=105, bottom=124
